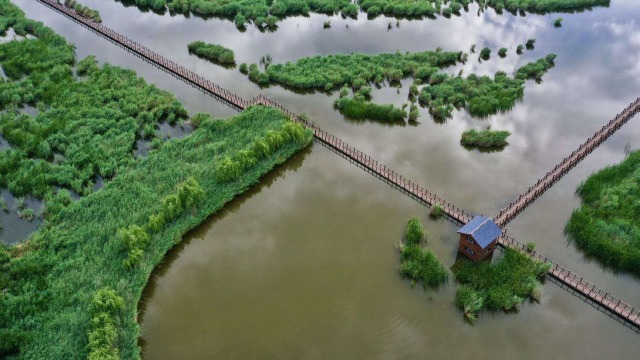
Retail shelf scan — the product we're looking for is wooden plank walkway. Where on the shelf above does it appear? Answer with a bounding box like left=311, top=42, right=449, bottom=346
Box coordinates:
left=37, top=0, right=640, bottom=330
left=494, top=97, right=640, bottom=227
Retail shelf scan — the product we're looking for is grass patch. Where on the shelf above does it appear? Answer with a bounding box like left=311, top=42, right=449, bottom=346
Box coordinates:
left=187, top=41, right=235, bottom=65
left=451, top=248, right=550, bottom=322
left=398, top=217, right=448, bottom=288
left=565, top=150, right=640, bottom=276
left=430, top=204, right=445, bottom=219
left=460, top=127, right=510, bottom=148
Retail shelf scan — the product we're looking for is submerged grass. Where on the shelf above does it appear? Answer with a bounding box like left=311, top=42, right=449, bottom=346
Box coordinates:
left=451, top=248, right=550, bottom=322
left=565, top=150, right=640, bottom=276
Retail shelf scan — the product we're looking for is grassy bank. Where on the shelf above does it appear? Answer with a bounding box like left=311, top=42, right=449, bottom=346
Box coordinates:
left=461, top=127, right=510, bottom=148
left=565, top=151, right=640, bottom=276
left=0, top=106, right=313, bottom=359
left=0, top=2, right=313, bottom=358
left=187, top=41, right=235, bottom=65
left=452, top=248, right=550, bottom=322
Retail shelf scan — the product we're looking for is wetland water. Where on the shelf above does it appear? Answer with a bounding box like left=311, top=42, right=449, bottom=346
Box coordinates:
left=12, top=0, right=640, bottom=358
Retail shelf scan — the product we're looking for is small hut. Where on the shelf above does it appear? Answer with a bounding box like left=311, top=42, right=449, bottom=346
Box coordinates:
left=457, top=216, right=502, bottom=262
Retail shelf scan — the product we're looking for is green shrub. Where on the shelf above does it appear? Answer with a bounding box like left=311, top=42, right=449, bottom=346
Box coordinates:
left=334, top=96, right=406, bottom=122
left=400, top=244, right=448, bottom=288
left=526, top=38, right=536, bottom=50
left=430, top=204, right=444, bottom=219
left=479, top=47, right=491, bottom=60
left=187, top=41, right=235, bottom=65
left=461, top=127, right=511, bottom=148
left=554, top=17, right=563, bottom=27
left=87, top=288, right=124, bottom=360
left=405, top=217, right=424, bottom=246
left=498, top=47, right=507, bottom=58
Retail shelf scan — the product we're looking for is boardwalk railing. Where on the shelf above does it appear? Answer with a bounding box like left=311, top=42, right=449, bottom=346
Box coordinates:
left=38, top=0, right=640, bottom=330
left=495, top=97, right=640, bottom=226
left=498, top=234, right=640, bottom=328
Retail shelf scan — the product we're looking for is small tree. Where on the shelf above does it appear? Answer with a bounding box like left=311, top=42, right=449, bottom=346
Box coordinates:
left=479, top=47, right=491, bottom=60
left=498, top=48, right=507, bottom=58
left=554, top=17, right=563, bottom=28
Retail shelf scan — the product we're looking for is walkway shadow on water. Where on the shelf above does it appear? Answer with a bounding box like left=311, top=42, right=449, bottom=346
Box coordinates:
left=137, top=145, right=311, bottom=349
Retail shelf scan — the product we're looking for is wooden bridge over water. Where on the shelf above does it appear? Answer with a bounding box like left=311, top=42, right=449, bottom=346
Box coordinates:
left=38, top=0, right=640, bottom=330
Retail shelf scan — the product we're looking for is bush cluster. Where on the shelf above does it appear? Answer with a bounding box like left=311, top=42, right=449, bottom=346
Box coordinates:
left=565, top=150, right=640, bottom=276
left=398, top=217, right=448, bottom=288
left=460, top=127, right=511, bottom=148
left=216, top=120, right=311, bottom=182
left=87, top=288, right=125, bottom=360
left=187, top=41, right=235, bottom=65
left=334, top=95, right=407, bottom=122
left=452, top=248, right=550, bottom=322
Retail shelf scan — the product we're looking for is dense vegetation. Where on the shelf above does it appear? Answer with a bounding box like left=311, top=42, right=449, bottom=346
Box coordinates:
left=115, top=0, right=609, bottom=28
left=419, top=54, right=556, bottom=119
left=398, top=217, right=448, bottom=288
left=0, top=6, right=188, bottom=200
left=245, top=50, right=465, bottom=90
left=565, top=151, right=640, bottom=276
left=452, top=248, right=550, bottom=322
left=64, top=0, right=101, bottom=22
left=187, top=41, right=235, bottom=65
left=244, top=50, right=556, bottom=121
left=0, top=2, right=313, bottom=358
left=460, top=127, right=510, bottom=148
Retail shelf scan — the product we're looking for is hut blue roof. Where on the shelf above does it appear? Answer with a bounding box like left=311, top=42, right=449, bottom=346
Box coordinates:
left=457, top=216, right=502, bottom=249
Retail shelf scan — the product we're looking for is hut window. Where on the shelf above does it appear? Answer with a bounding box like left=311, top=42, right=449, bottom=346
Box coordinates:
left=467, top=236, right=475, bottom=244
left=465, top=247, right=474, bottom=255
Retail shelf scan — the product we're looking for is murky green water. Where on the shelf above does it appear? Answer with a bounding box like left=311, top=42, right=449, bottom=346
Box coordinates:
left=12, top=0, right=640, bottom=358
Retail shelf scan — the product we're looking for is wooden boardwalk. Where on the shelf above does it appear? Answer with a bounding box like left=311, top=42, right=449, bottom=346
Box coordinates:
left=494, top=97, right=640, bottom=227
left=38, top=0, right=640, bottom=330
